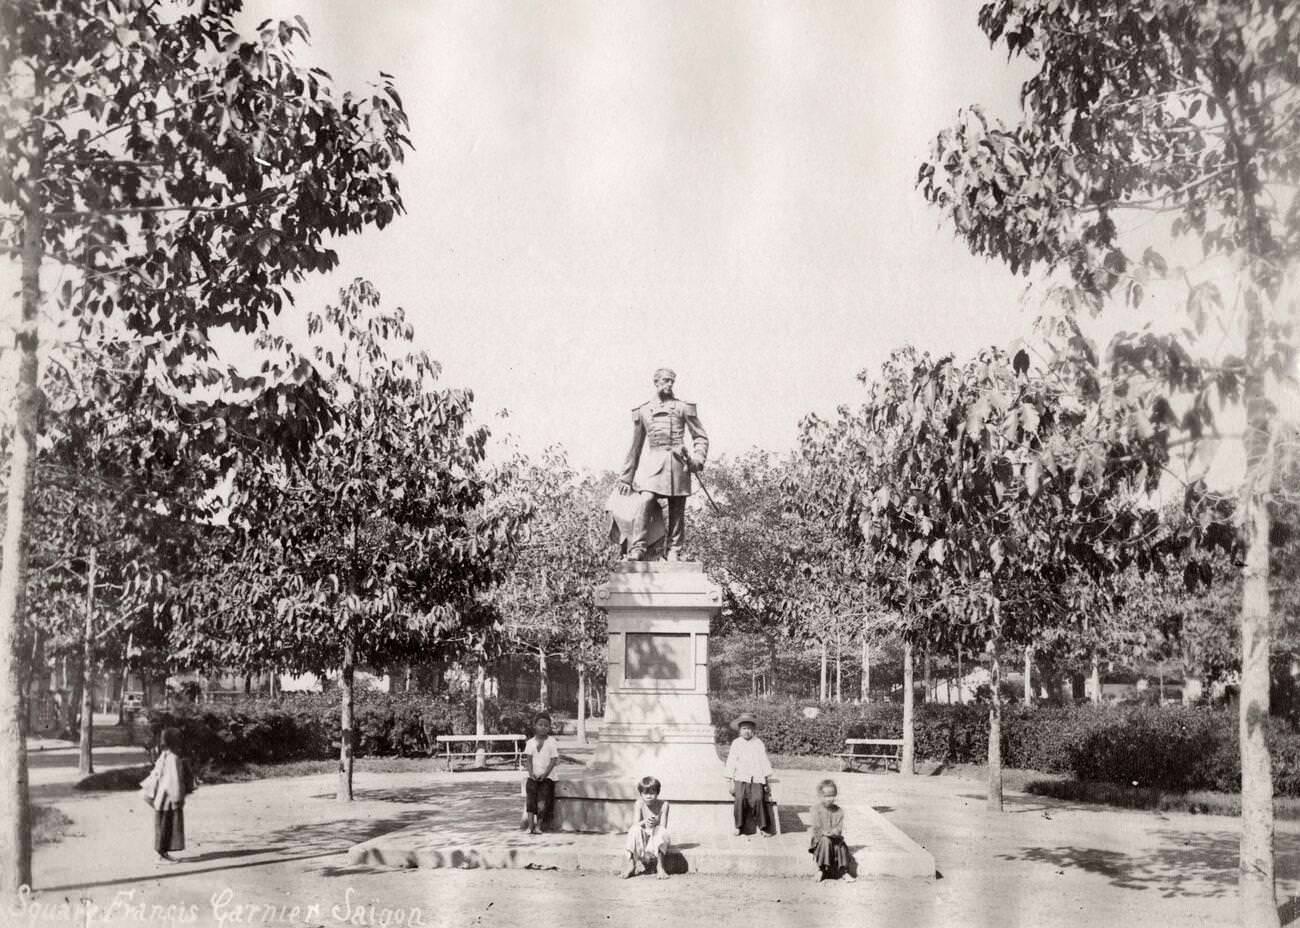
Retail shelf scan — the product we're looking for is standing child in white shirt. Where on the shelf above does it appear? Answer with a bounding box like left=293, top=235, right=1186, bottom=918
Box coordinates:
left=724, top=712, right=773, bottom=836
left=523, top=713, right=559, bottom=834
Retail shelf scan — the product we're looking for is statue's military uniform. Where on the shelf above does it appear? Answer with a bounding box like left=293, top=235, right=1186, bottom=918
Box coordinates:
left=619, top=398, right=709, bottom=557
left=621, top=398, right=709, bottom=497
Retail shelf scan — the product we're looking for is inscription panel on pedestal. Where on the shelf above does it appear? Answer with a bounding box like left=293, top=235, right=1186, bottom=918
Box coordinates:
left=624, top=633, right=692, bottom=683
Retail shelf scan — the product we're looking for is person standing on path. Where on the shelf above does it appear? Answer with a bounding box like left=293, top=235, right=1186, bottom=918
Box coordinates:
left=149, top=726, right=196, bottom=864
left=724, top=713, right=772, bottom=836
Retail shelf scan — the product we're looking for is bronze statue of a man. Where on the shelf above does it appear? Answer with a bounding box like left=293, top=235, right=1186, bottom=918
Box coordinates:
left=615, top=367, right=709, bottom=561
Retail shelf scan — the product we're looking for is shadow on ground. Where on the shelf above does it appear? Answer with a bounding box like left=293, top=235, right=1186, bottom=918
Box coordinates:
left=39, top=779, right=518, bottom=893
left=999, top=828, right=1300, bottom=901
left=779, top=804, right=810, bottom=834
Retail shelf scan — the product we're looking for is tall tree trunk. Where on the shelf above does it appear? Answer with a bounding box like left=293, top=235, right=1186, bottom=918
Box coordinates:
left=64, top=654, right=83, bottom=739
left=767, top=634, right=778, bottom=697
left=474, top=660, right=487, bottom=767
left=923, top=646, right=932, bottom=704
left=78, top=548, right=97, bottom=776
left=118, top=638, right=131, bottom=726
left=861, top=636, right=870, bottom=702
left=576, top=664, right=587, bottom=744
left=835, top=632, right=842, bottom=703
left=0, top=130, right=44, bottom=894
left=1023, top=645, right=1033, bottom=706
left=901, top=639, right=915, bottom=776
left=577, top=612, right=588, bottom=743
left=538, top=649, right=549, bottom=708
left=1226, top=94, right=1281, bottom=928
left=988, top=635, right=1003, bottom=812
left=819, top=640, right=828, bottom=702
left=1090, top=653, right=1102, bottom=705
left=404, top=663, right=412, bottom=694
left=336, top=634, right=355, bottom=801
left=19, top=628, right=41, bottom=738
left=1238, top=383, right=1278, bottom=925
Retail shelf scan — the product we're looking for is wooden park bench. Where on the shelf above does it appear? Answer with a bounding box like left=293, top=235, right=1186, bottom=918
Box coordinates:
left=435, top=734, right=527, bottom=772
left=837, top=737, right=905, bottom=773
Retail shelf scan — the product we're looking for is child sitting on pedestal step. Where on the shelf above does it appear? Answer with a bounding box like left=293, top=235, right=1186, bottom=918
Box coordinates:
left=624, top=776, right=672, bottom=879
left=810, top=778, right=856, bottom=882
left=724, top=713, right=773, bottom=836
left=523, top=713, right=559, bottom=834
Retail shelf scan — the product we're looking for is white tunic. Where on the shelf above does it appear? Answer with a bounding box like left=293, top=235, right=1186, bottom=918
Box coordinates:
left=724, top=736, right=773, bottom=783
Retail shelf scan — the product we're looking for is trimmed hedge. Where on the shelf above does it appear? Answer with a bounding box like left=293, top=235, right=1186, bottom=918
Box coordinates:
left=147, top=693, right=548, bottom=768
left=710, top=697, right=1300, bottom=796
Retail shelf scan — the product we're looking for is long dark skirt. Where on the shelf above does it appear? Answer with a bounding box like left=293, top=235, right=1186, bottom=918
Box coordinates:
left=154, top=807, right=186, bottom=854
left=733, top=781, right=770, bottom=834
left=809, top=834, right=852, bottom=878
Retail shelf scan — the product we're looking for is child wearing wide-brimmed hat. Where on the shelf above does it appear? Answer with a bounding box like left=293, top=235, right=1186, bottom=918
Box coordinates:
left=724, top=713, right=773, bottom=836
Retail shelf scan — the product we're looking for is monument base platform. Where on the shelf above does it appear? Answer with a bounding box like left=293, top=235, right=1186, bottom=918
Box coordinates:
left=349, top=804, right=934, bottom=880
left=550, top=767, right=778, bottom=835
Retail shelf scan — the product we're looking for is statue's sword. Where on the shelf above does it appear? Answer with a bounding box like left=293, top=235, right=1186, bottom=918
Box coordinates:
left=675, top=448, right=723, bottom=516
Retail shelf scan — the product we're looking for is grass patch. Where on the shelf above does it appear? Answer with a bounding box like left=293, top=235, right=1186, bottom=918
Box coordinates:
left=74, top=756, right=462, bottom=791
left=75, top=764, right=153, bottom=792
left=770, top=753, right=854, bottom=771
left=927, top=762, right=1300, bottom=819
left=1023, top=777, right=1300, bottom=819
left=73, top=753, right=576, bottom=791
left=33, top=805, right=74, bottom=846
left=201, top=756, right=448, bottom=784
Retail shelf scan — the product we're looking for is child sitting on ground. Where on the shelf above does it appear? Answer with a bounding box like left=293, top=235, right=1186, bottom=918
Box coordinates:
left=523, top=713, right=559, bottom=834
left=809, top=778, right=856, bottom=882
left=624, top=776, right=672, bottom=880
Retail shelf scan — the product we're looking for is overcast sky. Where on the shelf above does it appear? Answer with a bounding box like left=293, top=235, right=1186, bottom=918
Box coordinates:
left=228, top=0, right=1052, bottom=472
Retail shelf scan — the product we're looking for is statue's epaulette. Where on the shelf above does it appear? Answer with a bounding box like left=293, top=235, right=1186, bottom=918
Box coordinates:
left=681, top=400, right=697, bottom=414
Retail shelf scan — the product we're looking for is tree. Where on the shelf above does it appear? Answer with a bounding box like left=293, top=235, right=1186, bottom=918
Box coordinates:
left=491, top=450, right=612, bottom=736
left=919, top=4, right=1299, bottom=919
left=0, top=0, right=411, bottom=891
left=6, top=329, right=237, bottom=772
left=799, top=345, right=1169, bottom=807
left=175, top=280, right=527, bottom=800
left=691, top=451, right=878, bottom=702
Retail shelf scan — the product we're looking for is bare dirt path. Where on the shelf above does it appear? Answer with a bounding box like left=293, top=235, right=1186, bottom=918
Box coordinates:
left=21, top=749, right=1300, bottom=928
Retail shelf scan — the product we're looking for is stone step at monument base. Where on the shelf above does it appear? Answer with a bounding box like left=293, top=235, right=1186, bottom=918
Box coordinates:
left=348, top=807, right=934, bottom=880
left=551, top=769, right=779, bottom=835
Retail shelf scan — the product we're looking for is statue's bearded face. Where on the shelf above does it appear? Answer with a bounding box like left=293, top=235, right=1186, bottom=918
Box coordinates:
left=654, top=373, right=676, bottom=398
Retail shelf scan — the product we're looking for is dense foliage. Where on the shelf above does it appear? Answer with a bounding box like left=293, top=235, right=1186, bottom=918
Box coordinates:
left=0, top=0, right=412, bottom=890
left=919, top=2, right=1300, bottom=919
left=710, top=698, right=1300, bottom=796
left=146, top=694, right=549, bottom=768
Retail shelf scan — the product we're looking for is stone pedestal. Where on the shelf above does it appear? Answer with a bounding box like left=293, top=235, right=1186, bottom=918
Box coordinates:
left=553, top=562, right=752, bottom=835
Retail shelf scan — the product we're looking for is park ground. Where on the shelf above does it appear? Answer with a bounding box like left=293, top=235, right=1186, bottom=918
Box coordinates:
left=19, top=721, right=1300, bottom=928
